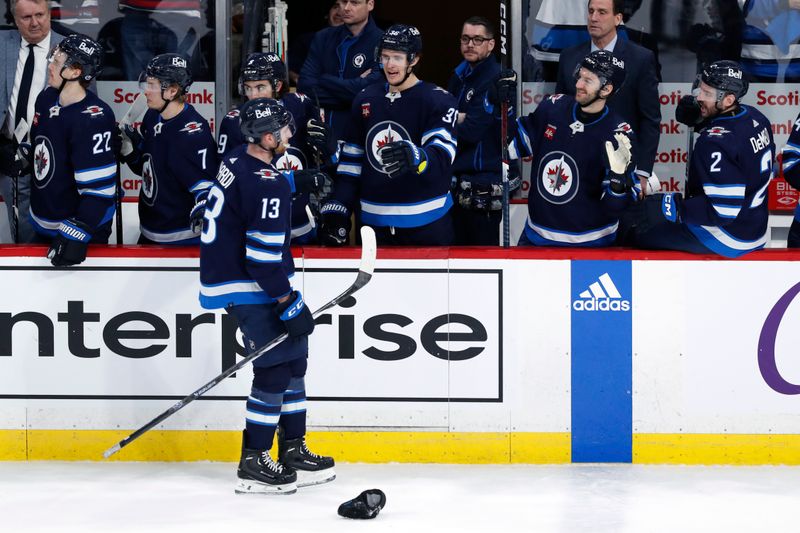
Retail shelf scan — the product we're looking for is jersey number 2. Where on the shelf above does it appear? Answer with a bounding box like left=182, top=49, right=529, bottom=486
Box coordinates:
left=92, top=132, right=111, bottom=154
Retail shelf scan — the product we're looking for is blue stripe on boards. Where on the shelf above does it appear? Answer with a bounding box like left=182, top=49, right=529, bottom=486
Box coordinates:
left=570, top=260, right=632, bottom=462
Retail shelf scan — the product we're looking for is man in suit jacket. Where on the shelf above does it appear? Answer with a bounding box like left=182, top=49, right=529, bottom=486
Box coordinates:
left=0, top=0, right=64, bottom=243
left=556, top=0, right=660, bottom=194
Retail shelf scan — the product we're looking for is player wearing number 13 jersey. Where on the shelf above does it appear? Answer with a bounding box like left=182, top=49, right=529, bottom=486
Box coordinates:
left=320, top=25, right=459, bottom=246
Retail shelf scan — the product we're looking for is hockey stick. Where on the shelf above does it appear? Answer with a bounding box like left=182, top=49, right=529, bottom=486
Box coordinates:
left=499, top=0, right=511, bottom=248
left=11, top=119, right=29, bottom=243
left=114, top=94, right=148, bottom=244
left=103, top=225, right=377, bottom=459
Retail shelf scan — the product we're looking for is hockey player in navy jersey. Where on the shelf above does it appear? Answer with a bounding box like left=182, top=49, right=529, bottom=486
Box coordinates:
left=27, top=34, right=117, bottom=267
left=509, top=50, right=639, bottom=247
left=628, top=61, right=773, bottom=258
left=118, top=53, right=218, bottom=245
left=199, top=98, right=334, bottom=495
left=217, top=52, right=331, bottom=243
left=779, top=112, right=800, bottom=247
left=319, top=24, right=459, bottom=246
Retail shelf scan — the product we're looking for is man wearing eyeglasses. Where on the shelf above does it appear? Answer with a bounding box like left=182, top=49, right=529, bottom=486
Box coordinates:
left=446, top=16, right=517, bottom=245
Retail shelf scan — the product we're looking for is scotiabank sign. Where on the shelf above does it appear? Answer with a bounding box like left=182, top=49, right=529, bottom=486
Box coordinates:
left=0, top=261, right=502, bottom=402
left=97, top=81, right=217, bottom=198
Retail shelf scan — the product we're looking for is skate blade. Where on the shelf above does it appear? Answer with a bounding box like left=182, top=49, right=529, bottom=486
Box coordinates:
left=235, top=478, right=297, bottom=495
left=297, top=468, right=336, bottom=488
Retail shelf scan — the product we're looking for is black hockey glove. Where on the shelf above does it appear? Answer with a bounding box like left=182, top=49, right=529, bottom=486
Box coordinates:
left=675, top=95, right=702, bottom=127
left=275, top=290, right=315, bottom=338
left=378, top=140, right=427, bottom=178
left=604, top=133, right=634, bottom=194
left=189, top=189, right=209, bottom=234
left=0, top=137, right=31, bottom=177
left=292, top=169, right=332, bottom=195
left=306, top=118, right=338, bottom=161
left=631, top=193, right=684, bottom=233
left=487, top=68, right=518, bottom=106
left=47, top=218, right=93, bottom=267
left=319, top=201, right=351, bottom=246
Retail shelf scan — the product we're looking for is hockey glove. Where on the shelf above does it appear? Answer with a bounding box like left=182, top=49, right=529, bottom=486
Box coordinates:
left=306, top=118, right=339, bottom=161
left=604, top=133, right=634, bottom=194
left=189, top=189, right=209, bottom=234
left=292, top=170, right=332, bottom=195
left=47, top=218, right=93, bottom=267
left=275, top=290, right=315, bottom=338
left=378, top=140, right=427, bottom=178
left=675, top=95, right=702, bottom=127
left=319, top=201, right=351, bottom=246
left=487, top=69, right=518, bottom=106
left=0, top=137, right=30, bottom=177
left=632, top=193, right=684, bottom=233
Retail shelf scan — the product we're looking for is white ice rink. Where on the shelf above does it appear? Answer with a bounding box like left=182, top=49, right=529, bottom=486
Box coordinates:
left=2, top=462, right=798, bottom=532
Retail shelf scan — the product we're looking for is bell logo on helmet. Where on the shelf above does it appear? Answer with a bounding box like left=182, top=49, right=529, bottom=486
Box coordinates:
left=728, top=68, right=742, bottom=79
left=254, top=108, right=273, bottom=119
left=78, top=42, right=95, bottom=56
left=172, top=57, right=187, bottom=68
left=612, top=56, right=625, bottom=69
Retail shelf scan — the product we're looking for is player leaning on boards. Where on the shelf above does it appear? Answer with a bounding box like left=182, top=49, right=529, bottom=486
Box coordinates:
left=507, top=50, right=639, bottom=247
left=779, top=111, right=800, bottom=248
left=625, top=61, right=774, bottom=258
left=26, top=34, right=116, bottom=267
left=199, top=98, right=334, bottom=495
left=319, top=24, right=459, bottom=246
left=217, top=52, right=331, bottom=244
left=118, top=53, right=218, bottom=245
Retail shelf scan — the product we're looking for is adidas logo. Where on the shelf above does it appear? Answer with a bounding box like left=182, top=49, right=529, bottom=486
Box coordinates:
left=572, top=272, right=631, bottom=312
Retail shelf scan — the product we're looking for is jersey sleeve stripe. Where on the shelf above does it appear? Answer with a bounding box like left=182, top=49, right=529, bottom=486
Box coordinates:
left=428, top=139, right=456, bottom=163
left=201, top=280, right=263, bottom=297
left=516, top=119, right=533, bottom=157
left=78, top=183, right=116, bottom=198
left=190, top=180, right=214, bottom=193
left=783, top=158, right=799, bottom=172
left=74, top=163, right=116, bottom=184
left=337, top=163, right=362, bottom=176
left=782, top=142, right=800, bottom=155
left=703, top=184, right=746, bottom=198
left=421, top=127, right=456, bottom=146
left=245, top=245, right=283, bottom=263
left=342, top=143, right=365, bottom=156
left=246, top=231, right=285, bottom=246
left=712, top=204, right=741, bottom=218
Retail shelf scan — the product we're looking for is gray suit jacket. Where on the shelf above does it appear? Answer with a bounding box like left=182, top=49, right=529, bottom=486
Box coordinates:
left=0, top=29, right=65, bottom=135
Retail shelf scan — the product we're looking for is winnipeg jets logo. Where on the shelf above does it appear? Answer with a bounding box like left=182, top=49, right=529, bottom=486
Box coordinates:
left=365, top=121, right=411, bottom=174
left=706, top=126, right=730, bottom=137
left=255, top=168, right=278, bottom=180
left=537, top=151, right=579, bottom=204
left=353, top=53, right=366, bottom=69
left=180, top=121, right=203, bottom=134
left=569, top=121, right=584, bottom=134
left=548, top=94, right=564, bottom=104
left=81, top=105, right=104, bottom=117
left=49, top=105, right=61, bottom=118
left=32, top=138, right=55, bottom=187
left=226, top=109, right=240, bottom=118
left=615, top=122, right=632, bottom=134
left=385, top=91, right=402, bottom=103
left=140, top=154, right=158, bottom=205
left=153, top=122, right=163, bottom=136
left=274, top=147, right=306, bottom=172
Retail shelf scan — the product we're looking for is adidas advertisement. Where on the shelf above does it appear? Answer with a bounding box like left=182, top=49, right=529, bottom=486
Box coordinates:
left=572, top=272, right=631, bottom=312
left=570, top=260, right=633, bottom=462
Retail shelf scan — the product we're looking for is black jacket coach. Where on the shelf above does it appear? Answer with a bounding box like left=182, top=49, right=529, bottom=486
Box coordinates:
left=555, top=34, right=661, bottom=179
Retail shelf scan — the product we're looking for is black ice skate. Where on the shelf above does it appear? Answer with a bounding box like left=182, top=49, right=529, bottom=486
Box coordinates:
left=278, top=433, right=336, bottom=488
left=236, top=432, right=297, bottom=495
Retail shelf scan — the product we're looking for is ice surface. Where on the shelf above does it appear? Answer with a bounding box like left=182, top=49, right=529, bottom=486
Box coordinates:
left=1, top=462, right=798, bottom=533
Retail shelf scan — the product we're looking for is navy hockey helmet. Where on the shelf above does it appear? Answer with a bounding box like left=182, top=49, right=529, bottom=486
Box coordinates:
left=239, top=52, right=286, bottom=96
left=376, top=24, right=423, bottom=63
left=52, top=33, right=104, bottom=82
left=700, top=60, right=748, bottom=101
left=574, top=50, right=626, bottom=98
left=143, top=53, right=193, bottom=94
left=240, top=98, right=296, bottom=144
